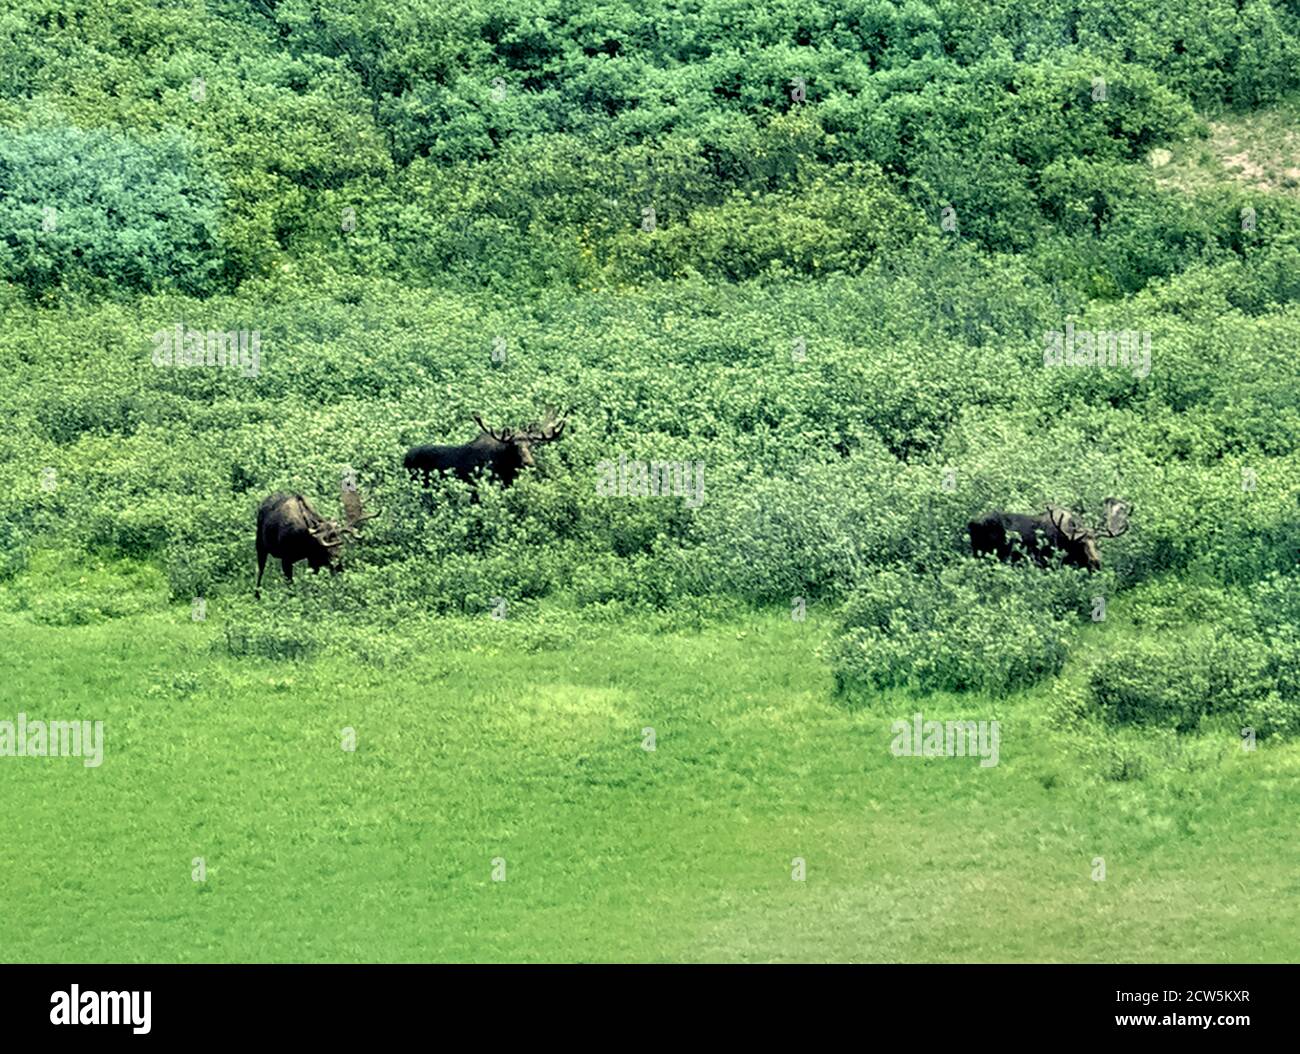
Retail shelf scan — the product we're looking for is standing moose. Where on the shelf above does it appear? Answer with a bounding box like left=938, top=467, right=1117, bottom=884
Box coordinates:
left=968, top=499, right=1130, bottom=571
left=403, top=409, right=569, bottom=488
left=254, top=485, right=377, bottom=598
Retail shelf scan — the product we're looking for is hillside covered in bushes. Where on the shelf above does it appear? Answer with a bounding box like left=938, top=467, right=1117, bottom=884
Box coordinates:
left=1, top=0, right=1297, bottom=735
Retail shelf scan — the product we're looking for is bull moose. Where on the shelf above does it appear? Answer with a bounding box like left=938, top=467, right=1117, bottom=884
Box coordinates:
left=968, top=499, right=1130, bottom=571
left=403, top=409, right=569, bottom=488
left=254, top=486, right=377, bottom=598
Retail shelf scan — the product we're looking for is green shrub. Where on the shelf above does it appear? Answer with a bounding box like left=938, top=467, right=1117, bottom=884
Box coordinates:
left=0, top=550, right=167, bottom=625
left=222, top=618, right=319, bottom=661
left=828, top=561, right=1092, bottom=696
left=0, top=125, right=222, bottom=299
left=1084, top=633, right=1294, bottom=735
left=1125, top=579, right=1253, bottom=631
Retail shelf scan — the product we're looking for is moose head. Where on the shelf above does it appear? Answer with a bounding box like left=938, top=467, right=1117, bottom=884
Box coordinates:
left=470, top=407, right=569, bottom=483
left=1045, top=498, right=1131, bottom=571
left=306, top=486, right=378, bottom=562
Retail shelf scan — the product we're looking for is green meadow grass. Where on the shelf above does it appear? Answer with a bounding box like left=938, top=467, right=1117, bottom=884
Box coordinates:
left=1, top=579, right=1296, bottom=963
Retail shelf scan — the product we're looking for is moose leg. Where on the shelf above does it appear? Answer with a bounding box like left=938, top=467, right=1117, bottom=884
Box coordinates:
left=281, top=558, right=295, bottom=584
left=255, top=546, right=268, bottom=599
left=1021, top=531, right=1049, bottom=567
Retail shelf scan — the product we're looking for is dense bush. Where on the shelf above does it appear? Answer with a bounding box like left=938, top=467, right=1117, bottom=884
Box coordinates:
left=0, top=550, right=167, bottom=625
left=0, top=267, right=1293, bottom=613
left=0, top=125, right=222, bottom=299
left=1083, top=635, right=1298, bottom=737
left=2, top=1, right=1296, bottom=297
left=827, top=561, right=1099, bottom=696
left=1081, top=573, right=1300, bottom=738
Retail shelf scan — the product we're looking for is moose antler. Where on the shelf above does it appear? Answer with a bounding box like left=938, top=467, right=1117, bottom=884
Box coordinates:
left=475, top=408, right=571, bottom=444
left=472, top=413, right=509, bottom=443
left=1098, top=498, right=1131, bottom=538
left=306, top=519, right=345, bottom=546
left=1047, top=505, right=1090, bottom=540
left=296, top=494, right=328, bottom=527
left=524, top=406, right=570, bottom=443
left=340, top=487, right=377, bottom=535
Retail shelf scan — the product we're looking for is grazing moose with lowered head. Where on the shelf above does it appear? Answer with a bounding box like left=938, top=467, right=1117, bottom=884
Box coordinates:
left=403, top=409, right=569, bottom=489
left=968, top=499, right=1130, bottom=571
left=254, top=485, right=377, bottom=598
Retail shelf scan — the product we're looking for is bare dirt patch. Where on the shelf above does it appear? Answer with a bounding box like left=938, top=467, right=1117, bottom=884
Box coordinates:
left=1152, top=105, right=1300, bottom=196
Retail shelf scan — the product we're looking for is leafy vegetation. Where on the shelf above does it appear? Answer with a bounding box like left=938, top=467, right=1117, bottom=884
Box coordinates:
left=0, top=0, right=1297, bottom=962
left=2, top=605, right=1299, bottom=963
left=829, top=561, right=1096, bottom=696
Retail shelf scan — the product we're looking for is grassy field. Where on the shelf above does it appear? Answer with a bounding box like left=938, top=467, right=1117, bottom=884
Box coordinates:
left=2, top=570, right=1296, bottom=964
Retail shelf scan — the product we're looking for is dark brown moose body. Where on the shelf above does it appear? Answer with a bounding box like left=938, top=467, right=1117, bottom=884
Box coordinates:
left=254, top=489, right=376, bottom=598
left=404, top=410, right=568, bottom=489
left=968, top=499, right=1130, bottom=571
